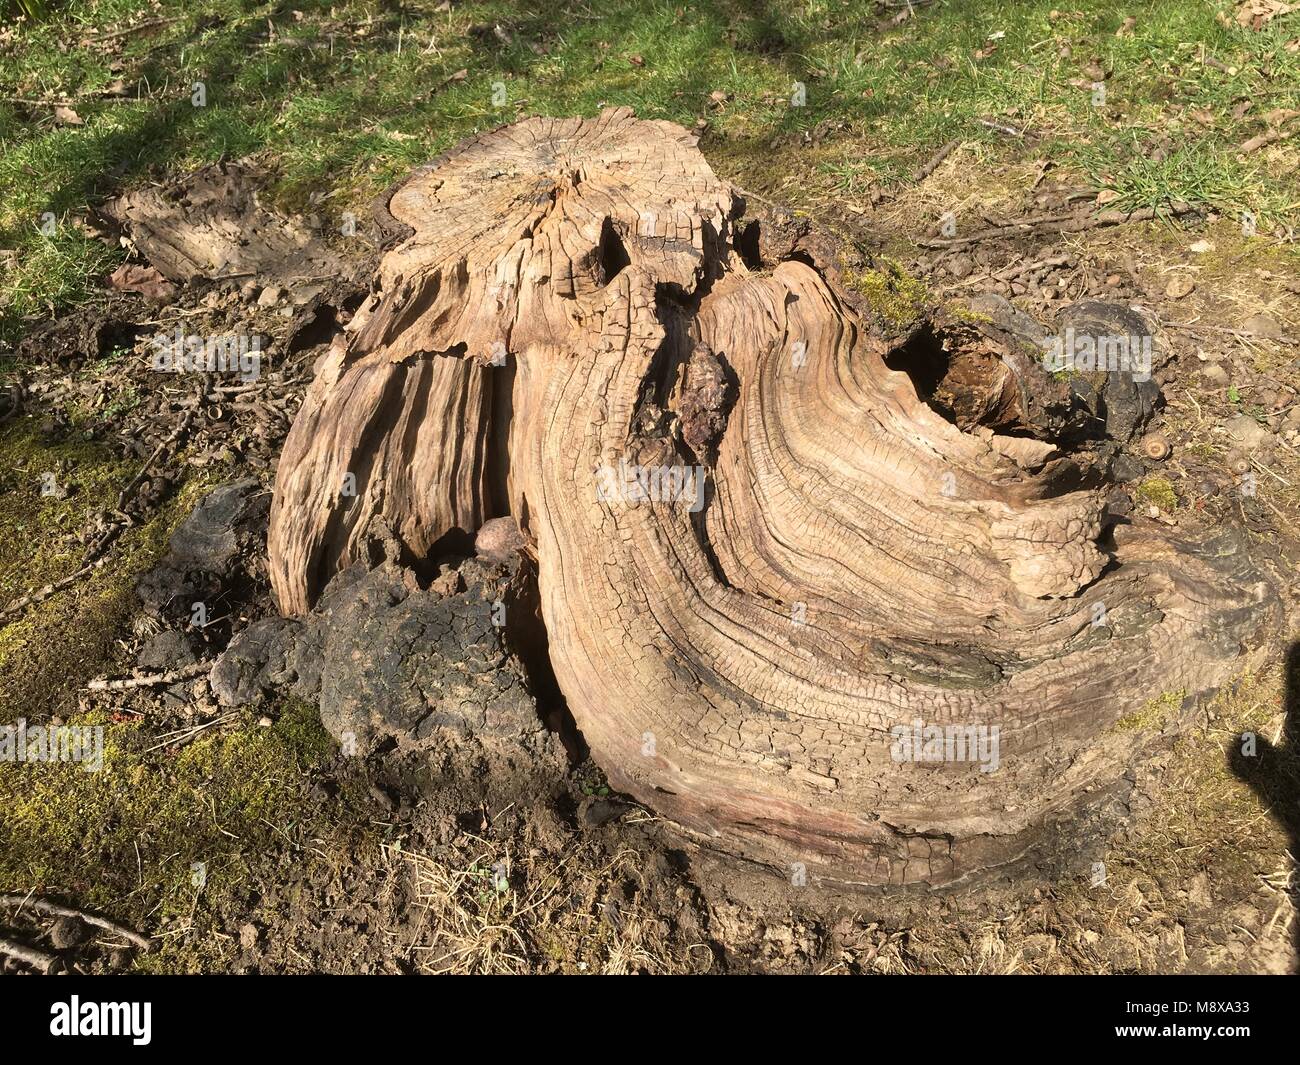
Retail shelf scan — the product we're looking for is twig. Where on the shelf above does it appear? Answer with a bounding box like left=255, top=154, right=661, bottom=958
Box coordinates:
left=1251, top=456, right=1292, bottom=487
left=0, top=545, right=119, bottom=619
left=144, top=712, right=235, bottom=754
left=1163, top=321, right=1295, bottom=346
left=116, top=399, right=199, bottom=510
left=976, top=117, right=1025, bottom=138
left=86, top=661, right=209, bottom=692
left=911, top=138, right=959, bottom=183
left=0, top=895, right=151, bottom=952
left=1, top=94, right=144, bottom=107
left=952, top=253, right=1074, bottom=289
left=1, top=396, right=198, bottom=623
left=0, top=936, right=57, bottom=972
left=91, top=16, right=182, bottom=42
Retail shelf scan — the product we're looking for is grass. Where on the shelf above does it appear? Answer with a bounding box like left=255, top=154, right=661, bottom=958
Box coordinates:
left=1, top=0, right=1298, bottom=346
left=405, top=839, right=701, bottom=974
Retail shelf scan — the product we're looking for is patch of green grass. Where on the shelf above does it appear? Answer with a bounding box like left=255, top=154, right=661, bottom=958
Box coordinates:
left=2, top=0, right=1297, bottom=343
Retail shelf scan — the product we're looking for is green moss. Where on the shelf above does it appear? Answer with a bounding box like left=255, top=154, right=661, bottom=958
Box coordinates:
left=1135, top=476, right=1179, bottom=512
left=1113, top=689, right=1186, bottom=733
left=0, top=420, right=223, bottom=719
left=840, top=257, right=929, bottom=332
left=944, top=302, right=995, bottom=326
left=0, top=696, right=340, bottom=968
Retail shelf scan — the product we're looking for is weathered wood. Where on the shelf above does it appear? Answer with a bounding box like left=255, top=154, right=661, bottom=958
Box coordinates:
left=268, top=108, right=1279, bottom=888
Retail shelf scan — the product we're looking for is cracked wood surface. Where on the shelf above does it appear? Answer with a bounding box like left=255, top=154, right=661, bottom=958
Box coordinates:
left=268, top=108, right=1279, bottom=888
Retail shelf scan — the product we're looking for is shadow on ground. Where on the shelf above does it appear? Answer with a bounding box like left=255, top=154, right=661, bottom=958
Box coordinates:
left=1230, top=640, right=1300, bottom=973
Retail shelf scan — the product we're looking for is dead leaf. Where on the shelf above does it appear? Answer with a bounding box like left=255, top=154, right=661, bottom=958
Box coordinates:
left=1240, top=127, right=1291, bottom=153
left=53, top=105, right=83, bottom=126
left=1234, top=0, right=1294, bottom=31
left=1165, top=276, right=1196, bottom=300
left=108, top=263, right=178, bottom=302
left=879, top=7, right=912, bottom=29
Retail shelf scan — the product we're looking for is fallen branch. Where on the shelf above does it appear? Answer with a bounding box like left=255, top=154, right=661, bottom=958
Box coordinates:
left=0, top=935, right=58, bottom=972
left=0, top=894, right=151, bottom=952
left=86, top=661, right=210, bottom=692
left=919, top=202, right=1197, bottom=249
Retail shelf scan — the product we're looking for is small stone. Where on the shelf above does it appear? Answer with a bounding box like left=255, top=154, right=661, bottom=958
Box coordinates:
left=583, top=798, right=624, bottom=826
left=138, top=630, right=198, bottom=672
left=1225, top=414, right=1270, bottom=451
left=290, top=283, right=325, bottom=307
left=239, top=922, right=261, bottom=950
left=947, top=253, right=973, bottom=279
left=1224, top=448, right=1251, bottom=475
left=1240, top=314, right=1283, bottom=339
left=256, top=285, right=282, bottom=308
left=475, top=516, right=527, bottom=563
left=1111, top=455, right=1144, bottom=483
left=1165, top=276, right=1195, bottom=299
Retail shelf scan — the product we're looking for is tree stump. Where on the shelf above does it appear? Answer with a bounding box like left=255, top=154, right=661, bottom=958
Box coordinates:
left=269, top=108, right=1278, bottom=888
